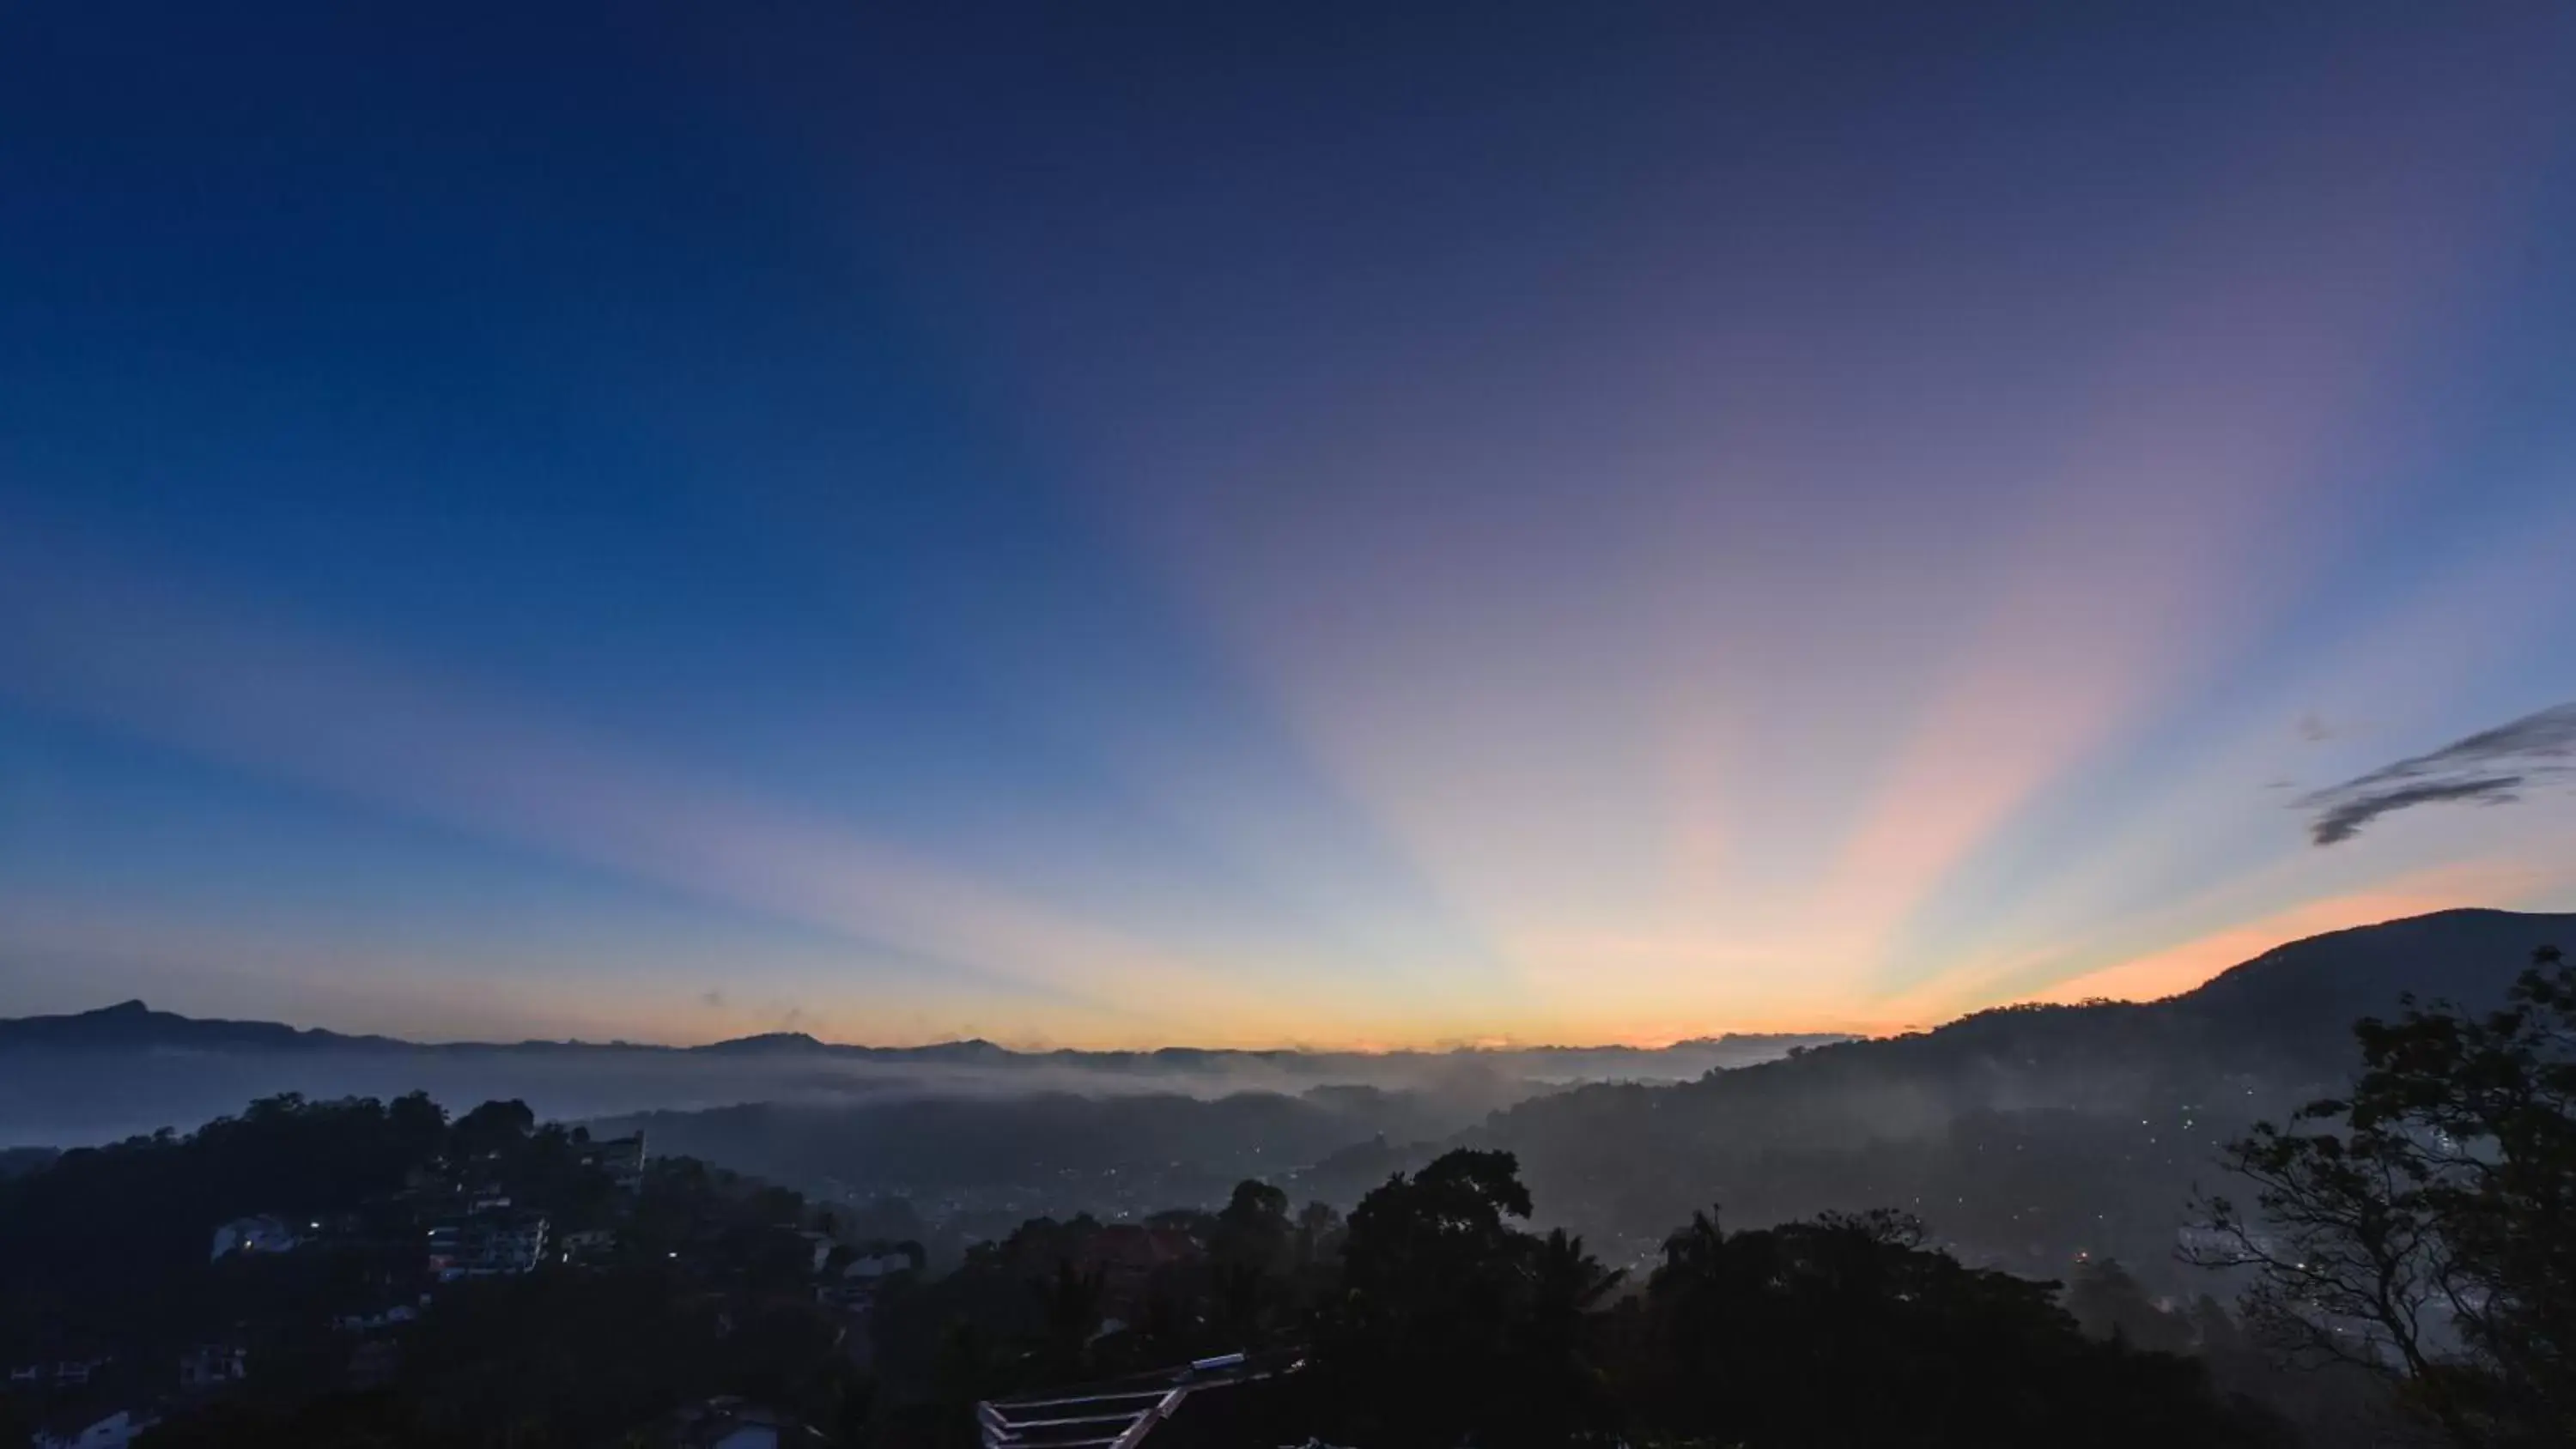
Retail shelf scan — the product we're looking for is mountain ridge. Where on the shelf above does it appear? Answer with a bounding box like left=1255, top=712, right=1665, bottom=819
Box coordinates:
left=9, top=907, right=2567, bottom=1064
left=0, top=999, right=1847, bottom=1064
left=1461, top=906, right=2576, bottom=1282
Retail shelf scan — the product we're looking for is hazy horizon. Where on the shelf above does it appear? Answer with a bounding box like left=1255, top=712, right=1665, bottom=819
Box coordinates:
left=9, top=994, right=1858, bottom=1056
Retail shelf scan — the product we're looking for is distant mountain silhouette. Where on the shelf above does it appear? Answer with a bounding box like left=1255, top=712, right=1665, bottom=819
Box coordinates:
left=0, top=998, right=401, bottom=1053
left=2166, top=906, right=2561, bottom=1058
left=0, top=997, right=1844, bottom=1148
left=16, top=906, right=2557, bottom=1257
left=1472, top=907, right=2575, bottom=1288
left=0, top=1001, right=1836, bottom=1071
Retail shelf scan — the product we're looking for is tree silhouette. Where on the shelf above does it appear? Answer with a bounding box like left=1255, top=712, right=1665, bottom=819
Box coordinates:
left=1037, top=1258, right=1104, bottom=1380
left=2195, top=944, right=2576, bottom=1446
left=1617, top=1205, right=2281, bottom=1446
left=1312, top=1149, right=1619, bottom=1447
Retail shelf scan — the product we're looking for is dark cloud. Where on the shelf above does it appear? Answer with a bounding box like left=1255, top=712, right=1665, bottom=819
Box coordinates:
left=2308, top=776, right=2524, bottom=846
left=2299, top=701, right=2576, bottom=846
left=2296, top=712, right=2336, bottom=743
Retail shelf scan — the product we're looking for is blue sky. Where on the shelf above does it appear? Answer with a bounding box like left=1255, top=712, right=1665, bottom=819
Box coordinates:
left=3, top=3, right=2574, bottom=1046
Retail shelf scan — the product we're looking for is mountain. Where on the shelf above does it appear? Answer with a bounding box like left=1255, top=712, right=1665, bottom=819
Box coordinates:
left=0, top=998, right=1844, bottom=1148
left=13, top=907, right=2561, bottom=1262
left=0, top=998, right=400, bottom=1053
left=1472, top=908, right=2575, bottom=1287
left=0, top=1002, right=1834, bottom=1073
left=2166, top=906, right=2561, bottom=1060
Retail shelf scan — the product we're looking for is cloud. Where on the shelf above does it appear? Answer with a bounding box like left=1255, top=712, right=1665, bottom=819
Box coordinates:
left=2309, top=776, right=2524, bottom=846
left=2300, top=701, right=2576, bottom=846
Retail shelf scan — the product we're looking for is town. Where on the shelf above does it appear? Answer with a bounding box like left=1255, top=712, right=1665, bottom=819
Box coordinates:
left=0, top=1094, right=919, bottom=1447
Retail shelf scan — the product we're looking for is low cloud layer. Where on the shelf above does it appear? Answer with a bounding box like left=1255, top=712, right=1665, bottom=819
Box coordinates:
left=2301, top=702, right=2576, bottom=846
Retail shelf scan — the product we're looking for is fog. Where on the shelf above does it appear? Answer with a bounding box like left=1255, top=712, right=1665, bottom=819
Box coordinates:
left=0, top=1033, right=1846, bottom=1148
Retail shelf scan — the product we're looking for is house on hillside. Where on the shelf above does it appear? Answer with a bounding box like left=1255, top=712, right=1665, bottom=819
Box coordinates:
left=668, top=1396, right=829, bottom=1449
left=32, top=1406, right=160, bottom=1449
left=330, top=1303, right=419, bottom=1333
left=578, top=1132, right=648, bottom=1190
left=819, top=1246, right=920, bottom=1310
left=347, top=1338, right=401, bottom=1391
left=5, top=1355, right=113, bottom=1392
left=843, top=1246, right=918, bottom=1280
left=49, top=1358, right=112, bottom=1388
left=558, top=1227, right=617, bottom=1263
left=427, top=1214, right=549, bottom=1280
left=797, top=1230, right=836, bottom=1276
left=177, top=1343, right=246, bottom=1389
left=208, top=1215, right=299, bottom=1261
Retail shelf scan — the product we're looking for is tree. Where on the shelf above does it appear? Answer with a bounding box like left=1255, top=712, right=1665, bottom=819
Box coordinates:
left=2065, top=1256, right=2191, bottom=1353
left=1213, top=1179, right=1291, bottom=1274
left=448, top=1099, right=535, bottom=1159
left=1621, top=1206, right=2281, bottom=1447
left=1037, top=1258, right=1104, bottom=1379
left=2195, top=944, right=2576, bottom=1446
left=1312, top=1149, right=1619, bottom=1448
left=1517, top=1226, right=1625, bottom=1443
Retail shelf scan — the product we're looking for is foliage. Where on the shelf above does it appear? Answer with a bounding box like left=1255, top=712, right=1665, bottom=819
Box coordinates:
left=1306, top=1149, right=1622, bottom=1446
left=2196, top=945, right=2576, bottom=1446
left=1478, top=910, right=2561, bottom=1287
left=1622, top=1206, right=2286, bottom=1447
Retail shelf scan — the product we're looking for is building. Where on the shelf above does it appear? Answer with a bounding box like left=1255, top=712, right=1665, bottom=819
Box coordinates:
left=426, top=1214, right=549, bottom=1280
left=975, top=1351, right=1304, bottom=1449
left=32, top=1408, right=160, bottom=1449
left=797, top=1230, right=836, bottom=1276
left=558, top=1227, right=617, bottom=1263
left=208, top=1215, right=299, bottom=1261
left=819, top=1246, right=920, bottom=1310
left=49, top=1358, right=112, bottom=1388
left=330, top=1303, right=419, bottom=1333
left=841, top=1248, right=916, bottom=1281
left=669, top=1397, right=829, bottom=1449
left=347, top=1338, right=401, bottom=1391
left=578, top=1132, right=648, bottom=1191
left=178, top=1343, right=246, bottom=1388
left=5, top=1357, right=112, bottom=1392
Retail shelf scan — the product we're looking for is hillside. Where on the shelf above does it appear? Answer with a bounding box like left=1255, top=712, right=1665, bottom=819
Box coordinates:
left=1473, top=908, right=2575, bottom=1285
left=591, top=1083, right=1493, bottom=1234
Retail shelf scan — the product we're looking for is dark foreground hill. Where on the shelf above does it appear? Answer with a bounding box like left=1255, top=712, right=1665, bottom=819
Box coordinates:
left=1473, top=908, right=2575, bottom=1285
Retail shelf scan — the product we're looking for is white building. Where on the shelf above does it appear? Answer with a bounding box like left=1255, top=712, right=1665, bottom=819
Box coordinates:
left=841, top=1250, right=914, bottom=1282
left=578, top=1133, right=648, bottom=1191
left=209, top=1215, right=300, bottom=1261
left=33, top=1409, right=159, bottom=1449
left=427, top=1216, right=549, bottom=1280
left=179, top=1343, right=246, bottom=1387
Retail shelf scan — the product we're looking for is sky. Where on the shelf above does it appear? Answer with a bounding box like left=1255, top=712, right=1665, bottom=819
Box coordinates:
left=3, top=3, right=2574, bottom=1050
